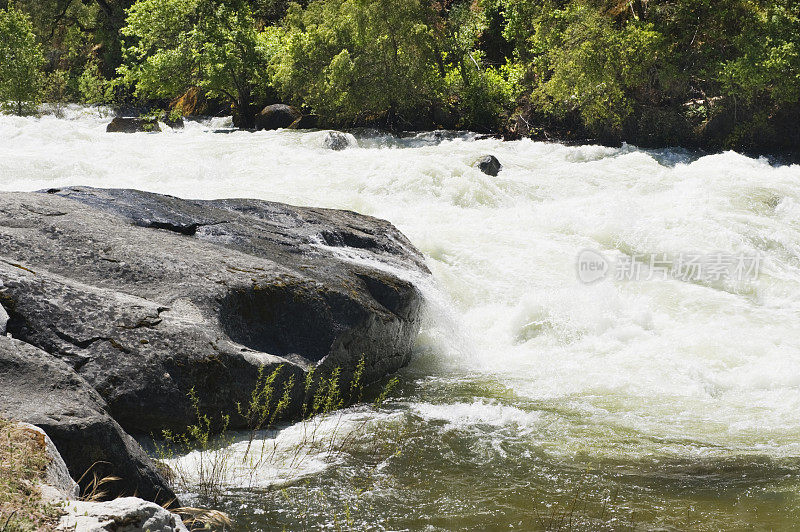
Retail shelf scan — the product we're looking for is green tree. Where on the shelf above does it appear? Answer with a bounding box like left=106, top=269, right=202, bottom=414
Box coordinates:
left=118, top=0, right=275, bottom=127
left=78, top=57, right=110, bottom=107
left=0, top=4, right=44, bottom=115
left=530, top=1, right=664, bottom=132
left=721, top=0, right=800, bottom=105
left=272, top=0, right=441, bottom=127
left=433, top=0, right=519, bottom=130
left=43, top=68, right=69, bottom=116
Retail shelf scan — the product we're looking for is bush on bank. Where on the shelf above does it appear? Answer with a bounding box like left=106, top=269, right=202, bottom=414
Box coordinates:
left=0, top=0, right=798, bottom=152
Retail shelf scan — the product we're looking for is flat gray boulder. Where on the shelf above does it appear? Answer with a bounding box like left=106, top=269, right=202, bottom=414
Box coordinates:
left=0, top=185, right=427, bottom=443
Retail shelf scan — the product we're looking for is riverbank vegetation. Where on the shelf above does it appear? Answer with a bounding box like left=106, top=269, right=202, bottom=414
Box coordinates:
left=155, top=360, right=398, bottom=506
left=0, top=418, right=60, bottom=531
left=0, top=0, right=798, bottom=151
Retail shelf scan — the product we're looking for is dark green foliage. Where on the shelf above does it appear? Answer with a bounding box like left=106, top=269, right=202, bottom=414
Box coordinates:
left=495, top=0, right=800, bottom=148
left=2, top=0, right=799, bottom=150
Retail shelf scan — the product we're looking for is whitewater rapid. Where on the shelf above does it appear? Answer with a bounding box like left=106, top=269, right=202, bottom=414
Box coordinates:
left=3, top=107, right=800, bottom=528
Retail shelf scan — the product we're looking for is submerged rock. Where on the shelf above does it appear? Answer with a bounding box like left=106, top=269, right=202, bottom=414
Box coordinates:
left=0, top=336, right=175, bottom=503
left=59, top=498, right=188, bottom=532
left=0, top=187, right=427, bottom=501
left=323, top=131, right=352, bottom=151
left=106, top=117, right=161, bottom=133
left=475, top=155, right=502, bottom=176
left=164, top=115, right=185, bottom=129
left=255, top=103, right=301, bottom=130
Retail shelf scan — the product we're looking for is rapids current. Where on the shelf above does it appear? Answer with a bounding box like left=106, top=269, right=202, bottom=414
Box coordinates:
left=3, top=107, right=800, bottom=529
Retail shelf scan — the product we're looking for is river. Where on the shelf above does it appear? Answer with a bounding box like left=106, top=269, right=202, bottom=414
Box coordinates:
left=2, top=107, right=800, bottom=530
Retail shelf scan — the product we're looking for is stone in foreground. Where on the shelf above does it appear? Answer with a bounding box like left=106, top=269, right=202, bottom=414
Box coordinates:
left=12, top=422, right=79, bottom=502
left=0, top=336, right=175, bottom=502
left=0, top=187, right=428, bottom=502
left=59, top=498, right=188, bottom=532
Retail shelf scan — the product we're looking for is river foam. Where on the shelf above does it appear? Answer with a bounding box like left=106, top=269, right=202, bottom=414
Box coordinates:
left=3, top=109, right=800, bottom=528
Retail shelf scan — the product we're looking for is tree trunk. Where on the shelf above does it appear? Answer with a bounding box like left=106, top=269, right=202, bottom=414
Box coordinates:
left=237, top=88, right=255, bottom=129
left=386, top=101, right=397, bottom=130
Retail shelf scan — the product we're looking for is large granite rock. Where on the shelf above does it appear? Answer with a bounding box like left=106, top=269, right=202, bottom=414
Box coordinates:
left=0, top=187, right=427, bottom=436
left=0, top=336, right=175, bottom=503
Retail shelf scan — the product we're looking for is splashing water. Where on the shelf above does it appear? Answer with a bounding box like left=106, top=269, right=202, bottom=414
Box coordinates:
left=3, top=108, right=800, bottom=529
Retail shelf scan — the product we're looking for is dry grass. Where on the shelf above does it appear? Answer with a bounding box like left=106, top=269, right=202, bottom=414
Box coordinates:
left=0, top=418, right=61, bottom=531
left=173, top=506, right=233, bottom=529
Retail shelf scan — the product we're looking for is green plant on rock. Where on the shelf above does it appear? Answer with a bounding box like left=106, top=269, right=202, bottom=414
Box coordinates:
left=156, top=388, right=233, bottom=504
left=237, top=365, right=295, bottom=462
left=156, top=356, right=405, bottom=515
left=0, top=4, right=44, bottom=115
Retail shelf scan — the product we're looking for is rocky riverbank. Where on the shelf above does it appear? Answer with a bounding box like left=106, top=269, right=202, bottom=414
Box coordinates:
left=0, top=187, right=428, bottom=506
left=0, top=418, right=188, bottom=531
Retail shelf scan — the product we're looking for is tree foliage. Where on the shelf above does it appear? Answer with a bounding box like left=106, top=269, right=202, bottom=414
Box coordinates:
left=533, top=2, right=663, bottom=130
left=78, top=57, right=111, bottom=106
left=0, top=4, right=44, bottom=114
left=721, top=0, right=800, bottom=105
left=118, top=0, right=276, bottom=126
left=272, top=0, right=441, bottom=126
left=2, top=0, right=799, bottom=149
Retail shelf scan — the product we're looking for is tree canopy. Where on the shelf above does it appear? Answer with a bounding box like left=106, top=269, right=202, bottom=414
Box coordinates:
left=118, top=0, right=277, bottom=126
left=272, top=0, right=441, bottom=127
left=1, top=0, right=798, bottom=151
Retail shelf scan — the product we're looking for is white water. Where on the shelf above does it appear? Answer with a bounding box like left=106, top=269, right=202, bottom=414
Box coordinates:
left=4, top=109, right=800, bottom=522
